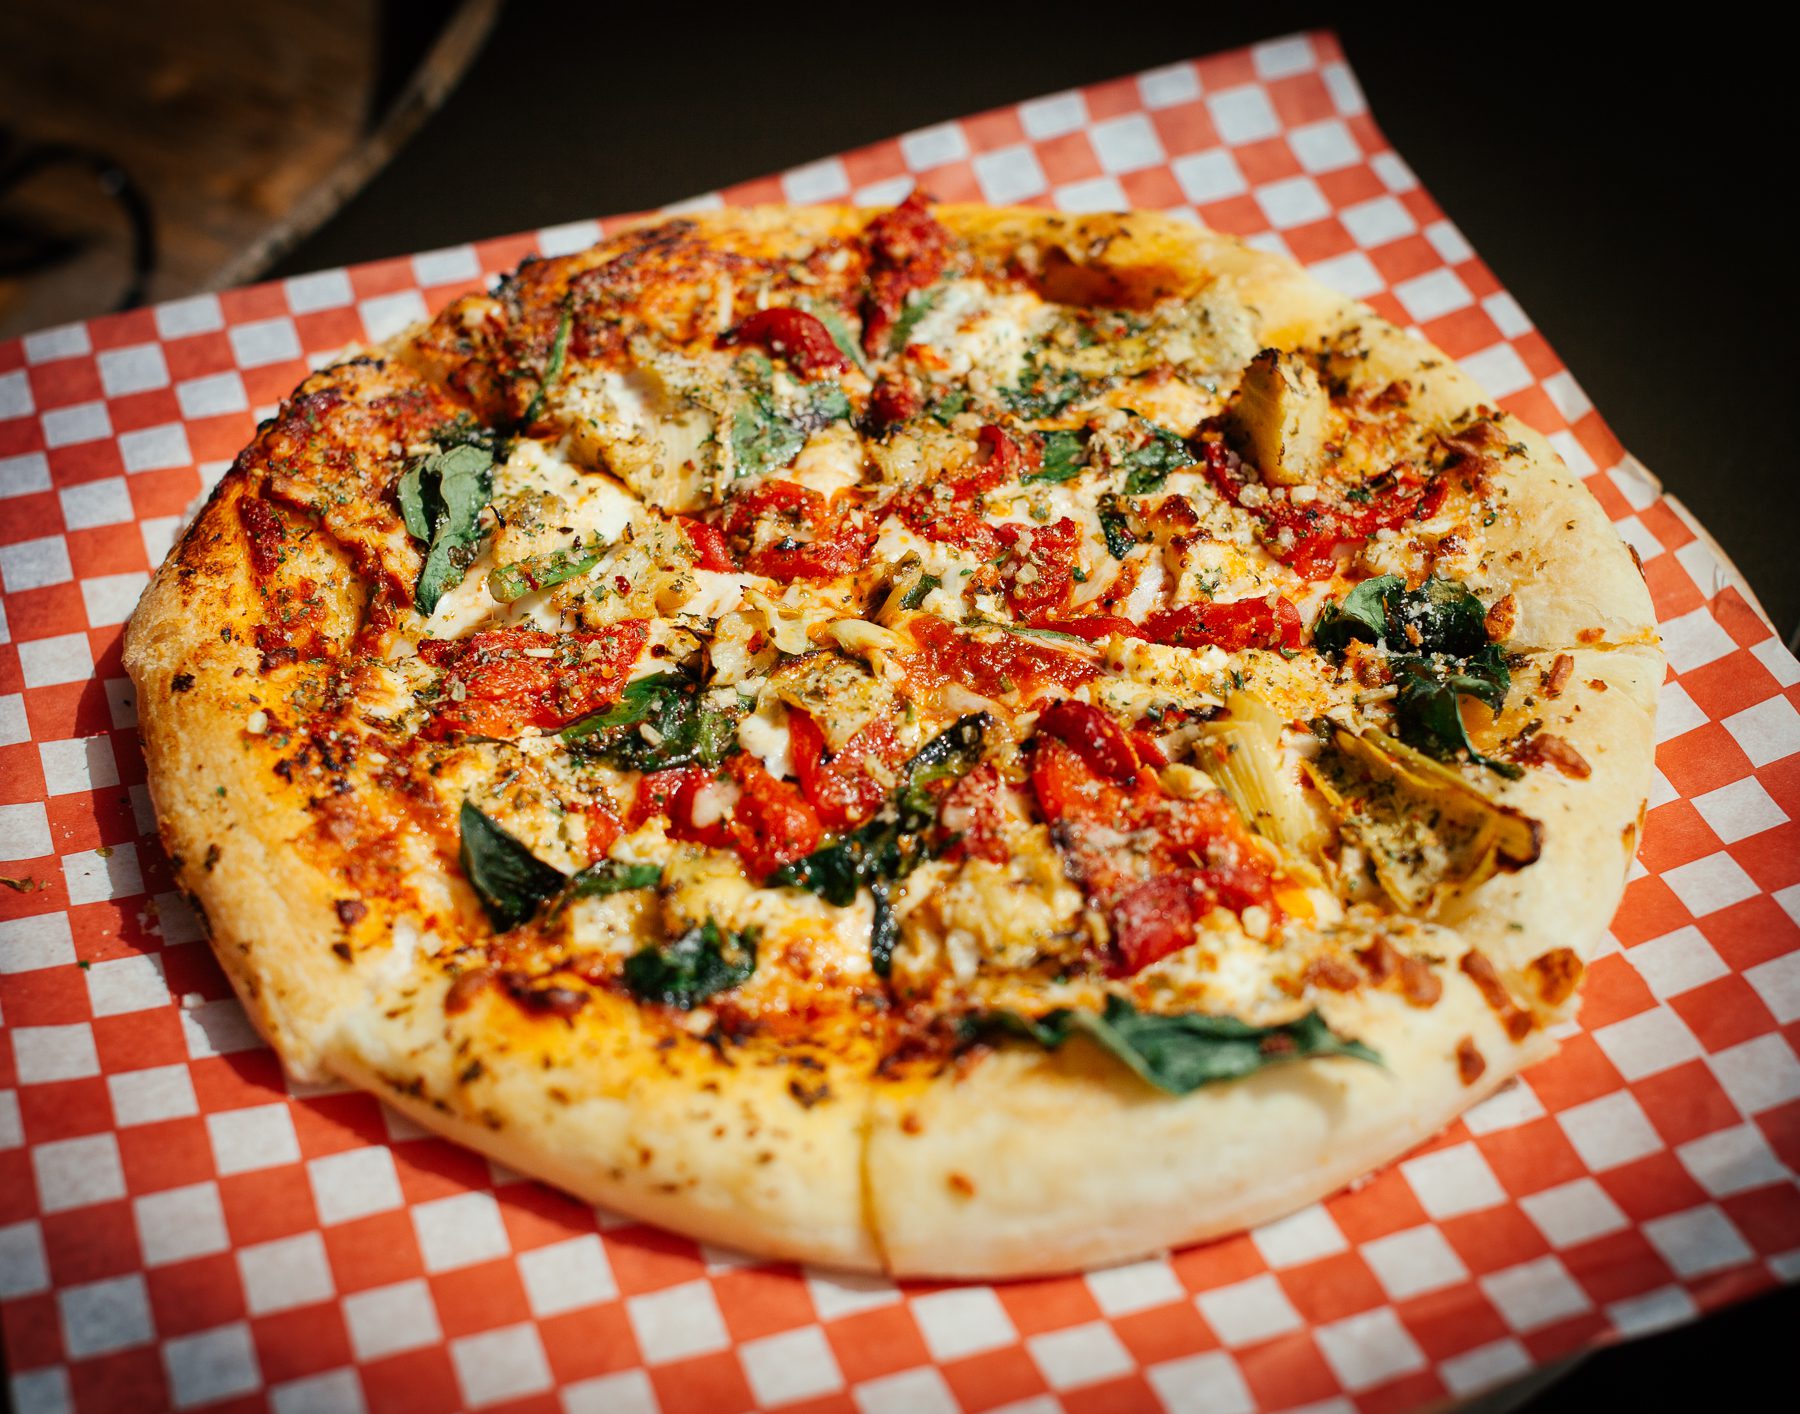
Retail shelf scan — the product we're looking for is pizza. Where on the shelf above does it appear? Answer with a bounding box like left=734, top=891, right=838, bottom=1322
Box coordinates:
left=123, top=198, right=1660, bottom=1277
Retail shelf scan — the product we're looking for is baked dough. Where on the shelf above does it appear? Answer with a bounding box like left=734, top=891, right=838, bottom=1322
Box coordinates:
left=124, top=201, right=1658, bottom=1276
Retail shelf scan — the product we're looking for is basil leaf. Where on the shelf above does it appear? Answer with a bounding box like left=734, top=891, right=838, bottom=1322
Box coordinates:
left=459, top=801, right=567, bottom=932
left=1004, top=354, right=1089, bottom=419
left=1119, top=421, right=1198, bottom=494
left=1312, top=574, right=1404, bottom=655
left=803, top=381, right=852, bottom=429
left=769, top=714, right=991, bottom=974
left=561, top=673, right=740, bottom=772
left=621, top=918, right=757, bottom=1009
left=900, top=573, right=942, bottom=611
left=487, top=544, right=603, bottom=602
left=520, top=303, right=573, bottom=428
left=978, top=994, right=1380, bottom=1095
left=400, top=443, right=496, bottom=615
left=1098, top=497, right=1138, bottom=560
left=1024, top=429, right=1089, bottom=485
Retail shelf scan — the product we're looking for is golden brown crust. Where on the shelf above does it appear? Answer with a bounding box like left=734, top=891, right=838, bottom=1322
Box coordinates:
left=125, top=202, right=1662, bottom=1276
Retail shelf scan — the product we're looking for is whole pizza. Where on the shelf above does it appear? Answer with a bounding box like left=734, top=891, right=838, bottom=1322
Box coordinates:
left=123, top=198, right=1660, bottom=1276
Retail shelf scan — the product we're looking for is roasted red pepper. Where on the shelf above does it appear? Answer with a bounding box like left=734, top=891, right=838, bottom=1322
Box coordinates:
left=1204, top=439, right=1449, bottom=580
left=997, top=516, right=1080, bottom=619
left=724, top=307, right=851, bottom=379
left=722, top=480, right=876, bottom=581
left=861, top=191, right=952, bottom=356
left=1029, top=699, right=1279, bottom=974
left=789, top=710, right=905, bottom=832
left=676, top=515, right=737, bottom=572
left=418, top=624, right=647, bottom=738
left=726, top=754, right=821, bottom=880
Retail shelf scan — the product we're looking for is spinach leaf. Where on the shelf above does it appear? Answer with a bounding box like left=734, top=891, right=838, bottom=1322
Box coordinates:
left=976, top=994, right=1380, bottom=1095
left=928, top=389, right=969, bottom=426
left=621, top=918, right=758, bottom=1009
left=1314, top=577, right=1520, bottom=777
left=1003, top=355, right=1089, bottom=419
left=900, top=573, right=942, bottom=610
left=520, top=303, right=573, bottom=428
left=1024, top=429, right=1089, bottom=485
left=1098, top=497, right=1138, bottom=560
left=802, top=381, right=852, bottom=429
left=561, top=858, right=663, bottom=906
left=399, top=444, right=496, bottom=615
left=887, top=286, right=943, bottom=353
left=731, top=391, right=807, bottom=478
left=1119, top=420, right=1198, bottom=494
left=1311, top=574, right=1404, bottom=654
left=768, top=714, right=990, bottom=974
left=560, top=673, right=741, bottom=772
left=459, top=801, right=569, bottom=931
left=1392, top=647, right=1522, bottom=779
left=487, top=544, right=603, bottom=602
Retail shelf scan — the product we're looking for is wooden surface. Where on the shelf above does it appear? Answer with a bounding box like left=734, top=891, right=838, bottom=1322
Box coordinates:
left=0, top=0, right=497, bottom=340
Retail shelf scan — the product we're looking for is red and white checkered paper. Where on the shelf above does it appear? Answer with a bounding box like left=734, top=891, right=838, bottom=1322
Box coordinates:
left=2, top=28, right=1796, bottom=1414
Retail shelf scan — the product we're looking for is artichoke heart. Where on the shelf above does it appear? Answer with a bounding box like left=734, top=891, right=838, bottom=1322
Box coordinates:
left=1195, top=691, right=1324, bottom=855
left=1307, top=725, right=1542, bottom=912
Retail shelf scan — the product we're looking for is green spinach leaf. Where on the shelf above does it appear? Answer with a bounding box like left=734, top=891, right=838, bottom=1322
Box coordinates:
left=560, top=858, right=663, bottom=906
left=1098, top=497, right=1138, bottom=560
left=887, top=286, right=943, bottom=353
left=1391, top=647, right=1522, bottom=778
left=768, top=714, right=990, bottom=974
left=1119, top=420, right=1198, bottom=494
left=1313, top=577, right=1519, bottom=776
left=1024, top=429, right=1090, bottom=485
left=976, top=994, right=1380, bottom=1095
left=459, top=801, right=569, bottom=931
left=1003, top=355, right=1089, bottom=420
left=621, top=919, right=758, bottom=1009
left=399, top=443, right=496, bottom=615
left=520, top=303, right=573, bottom=429
left=560, top=673, right=741, bottom=772
left=928, top=388, right=969, bottom=426
left=487, top=544, right=603, bottom=602
left=900, top=573, right=942, bottom=610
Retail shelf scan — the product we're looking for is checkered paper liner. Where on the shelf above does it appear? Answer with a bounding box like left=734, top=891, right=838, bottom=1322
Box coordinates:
left=2, top=27, right=1796, bottom=1414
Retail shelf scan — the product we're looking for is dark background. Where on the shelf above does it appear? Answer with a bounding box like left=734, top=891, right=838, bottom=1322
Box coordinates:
left=275, top=2, right=1800, bottom=648
left=270, top=4, right=1795, bottom=1408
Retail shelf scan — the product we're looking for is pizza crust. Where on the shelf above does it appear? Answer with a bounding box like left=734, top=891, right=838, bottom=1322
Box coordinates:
left=125, top=202, right=1662, bottom=1277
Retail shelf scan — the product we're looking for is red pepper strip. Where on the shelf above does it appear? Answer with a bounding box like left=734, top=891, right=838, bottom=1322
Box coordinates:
left=676, top=515, right=737, bottom=572
left=997, top=516, right=1080, bottom=619
left=722, top=479, right=875, bottom=581
left=868, top=375, right=921, bottom=430
left=417, top=624, right=647, bottom=738
left=1032, top=595, right=1302, bottom=652
left=582, top=800, right=622, bottom=862
left=938, top=762, right=1009, bottom=863
left=948, top=423, right=1037, bottom=500
left=628, top=766, right=731, bottom=849
left=1137, top=596, right=1304, bottom=652
left=904, top=615, right=1098, bottom=700
left=1034, top=698, right=1142, bottom=784
left=726, top=755, right=821, bottom=881
left=723, top=307, right=850, bottom=378
left=1028, top=703, right=1281, bottom=976
left=1204, top=439, right=1450, bottom=580
left=861, top=190, right=952, bottom=356
left=789, top=709, right=905, bottom=833
left=886, top=489, right=1002, bottom=560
